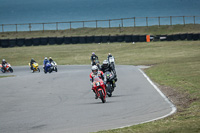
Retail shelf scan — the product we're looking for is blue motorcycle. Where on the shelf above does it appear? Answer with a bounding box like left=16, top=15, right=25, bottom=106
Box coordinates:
left=44, top=63, right=52, bottom=74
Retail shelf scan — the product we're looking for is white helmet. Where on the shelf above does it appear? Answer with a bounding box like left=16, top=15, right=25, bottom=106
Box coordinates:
left=45, top=57, right=47, bottom=60
left=2, top=59, right=5, bottom=62
left=91, top=65, right=98, bottom=75
left=103, top=60, right=109, bottom=67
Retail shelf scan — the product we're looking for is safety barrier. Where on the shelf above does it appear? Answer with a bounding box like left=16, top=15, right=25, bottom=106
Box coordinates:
left=0, top=33, right=199, bottom=48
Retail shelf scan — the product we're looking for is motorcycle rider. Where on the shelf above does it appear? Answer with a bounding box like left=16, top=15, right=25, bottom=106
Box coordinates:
left=89, top=65, right=104, bottom=99
left=107, top=53, right=113, bottom=61
left=100, top=60, right=117, bottom=87
left=1, top=59, right=7, bottom=70
left=30, top=58, right=36, bottom=70
left=43, top=57, right=50, bottom=70
left=49, top=57, right=54, bottom=63
left=91, top=52, right=98, bottom=66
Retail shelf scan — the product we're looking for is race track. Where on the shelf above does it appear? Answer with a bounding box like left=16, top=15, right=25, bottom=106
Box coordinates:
left=0, top=65, right=176, bottom=133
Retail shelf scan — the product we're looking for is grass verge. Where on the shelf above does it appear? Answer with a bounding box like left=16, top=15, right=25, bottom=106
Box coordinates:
left=0, top=41, right=199, bottom=132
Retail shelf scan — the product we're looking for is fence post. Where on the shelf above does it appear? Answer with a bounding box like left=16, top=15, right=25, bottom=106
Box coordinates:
left=56, top=22, right=58, bottom=31
left=29, top=23, right=31, bottom=32
left=134, top=17, right=136, bottom=27
left=183, top=16, right=185, bottom=26
left=146, top=17, right=148, bottom=27
left=96, top=20, right=98, bottom=28
left=43, top=23, right=45, bottom=32
left=109, top=20, right=111, bottom=28
left=121, top=18, right=123, bottom=27
left=158, top=17, right=160, bottom=27
left=16, top=24, right=18, bottom=32
left=194, top=16, right=196, bottom=24
left=170, top=16, right=172, bottom=26
left=1, top=24, right=4, bottom=32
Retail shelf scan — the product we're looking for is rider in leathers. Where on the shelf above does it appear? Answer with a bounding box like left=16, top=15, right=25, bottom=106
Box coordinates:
left=1, top=59, right=7, bottom=70
left=30, top=58, right=36, bottom=70
left=91, top=52, right=98, bottom=66
left=89, top=65, right=104, bottom=99
left=100, top=60, right=117, bottom=87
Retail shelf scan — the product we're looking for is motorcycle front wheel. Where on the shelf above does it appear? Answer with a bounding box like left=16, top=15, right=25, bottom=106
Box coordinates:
left=9, top=67, right=13, bottom=73
left=98, top=90, right=106, bottom=103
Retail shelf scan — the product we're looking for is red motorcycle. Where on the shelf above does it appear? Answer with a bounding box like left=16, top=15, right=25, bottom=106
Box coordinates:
left=92, top=76, right=106, bottom=103
left=0, top=63, right=13, bottom=73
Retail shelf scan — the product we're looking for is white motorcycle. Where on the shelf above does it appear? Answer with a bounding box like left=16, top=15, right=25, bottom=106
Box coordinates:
left=50, top=61, right=58, bottom=72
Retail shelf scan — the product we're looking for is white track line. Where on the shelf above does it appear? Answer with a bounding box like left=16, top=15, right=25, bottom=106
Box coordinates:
left=116, top=68, right=177, bottom=129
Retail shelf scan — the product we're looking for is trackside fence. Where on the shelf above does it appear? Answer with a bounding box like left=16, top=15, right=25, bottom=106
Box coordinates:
left=0, top=15, right=200, bottom=32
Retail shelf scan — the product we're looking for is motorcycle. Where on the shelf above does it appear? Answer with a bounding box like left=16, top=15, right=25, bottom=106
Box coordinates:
left=50, top=61, right=58, bottom=72
left=29, top=62, right=40, bottom=73
left=44, top=62, right=52, bottom=74
left=108, top=56, right=115, bottom=69
left=92, top=76, right=106, bottom=103
left=104, top=71, right=115, bottom=97
left=0, top=63, right=13, bottom=73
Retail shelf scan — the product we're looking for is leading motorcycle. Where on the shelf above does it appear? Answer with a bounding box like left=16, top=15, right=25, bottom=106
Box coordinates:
left=92, top=76, right=106, bottom=103
left=0, top=63, right=13, bottom=73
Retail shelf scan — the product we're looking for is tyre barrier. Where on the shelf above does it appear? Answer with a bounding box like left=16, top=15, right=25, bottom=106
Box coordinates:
left=79, top=36, right=86, bottom=44
left=124, top=35, right=132, bottom=42
left=71, top=37, right=79, bottom=44
left=56, top=37, right=64, bottom=45
left=132, top=35, right=139, bottom=42
left=102, top=36, right=109, bottom=43
left=193, top=33, right=199, bottom=40
left=94, top=36, right=102, bottom=43
left=32, top=38, right=41, bottom=46
left=64, top=37, right=72, bottom=44
left=25, top=38, right=33, bottom=46
left=1, top=39, right=9, bottom=48
left=180, top=33, right=187, bottom=40
left=9, top=39, right=16, bottom=47
left=17, top=38, right=25, bottom=47
left=167, top=35, right=173, bottom=41
left=117, top=35, right=125, bottom=42
left=172, top=34, right=180, bottom=41
left=48, top=37, right=57, bottom=45
left=139, top=35, right=146, bottom=42
left=86, top=36, right=94, bottom=43
left=40, top=37, right=48, bottom=45
left=109, top=35, right=117, bottom=43
left=1, top=33, right=200, bottom=48
left=187, top=33, right=193, bottom=40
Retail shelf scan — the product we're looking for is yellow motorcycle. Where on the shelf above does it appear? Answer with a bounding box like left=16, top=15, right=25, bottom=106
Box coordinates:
left=29, top=62, right=40, bottom=73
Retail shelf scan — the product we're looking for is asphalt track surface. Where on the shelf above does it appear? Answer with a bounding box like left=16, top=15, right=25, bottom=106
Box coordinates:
left=0, top=65, right=176, bottom=133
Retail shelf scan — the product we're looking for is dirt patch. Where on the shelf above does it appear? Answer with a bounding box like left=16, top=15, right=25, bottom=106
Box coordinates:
left=155, top=83, right=192, bottom=111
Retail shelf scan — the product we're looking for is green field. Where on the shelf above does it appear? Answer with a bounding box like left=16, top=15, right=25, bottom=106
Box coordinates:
left=0, top=40, right=200, bottom=133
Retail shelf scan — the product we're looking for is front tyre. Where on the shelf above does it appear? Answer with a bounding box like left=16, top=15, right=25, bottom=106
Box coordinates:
left=9, top=67, right=13, bottom=73
left=55, top=67, right=57, bottom=72
left=99, top=90, right=106, bottom=103
left=38, top=68, right=40, bottom=72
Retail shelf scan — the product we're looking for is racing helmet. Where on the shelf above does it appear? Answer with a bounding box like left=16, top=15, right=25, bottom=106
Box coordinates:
left=103, top=60, right=109, bottom=67
left=91, top=65, right=98, bottom=75
left=92, top=52, right=95, bottom=55
left=49, top=57, right=52, bottom=59
left=44, top=57, right=47, bottom=60
left=2, top=59, right=5, bottom=62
